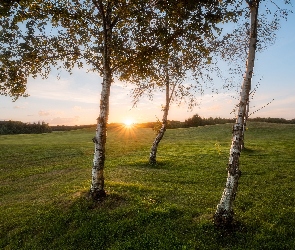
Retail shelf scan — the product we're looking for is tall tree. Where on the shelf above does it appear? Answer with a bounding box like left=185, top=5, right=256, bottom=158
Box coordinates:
left=148, top=55, right=191, bottom=165
left=213, top=0, right=292, bottom=227
left=120, top=0, right=237, bottom=164
left=0, top=0, right=155, bottom=201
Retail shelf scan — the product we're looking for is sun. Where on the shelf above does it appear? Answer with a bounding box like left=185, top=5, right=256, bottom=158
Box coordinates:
left=116, top=118, right=137, bottom=138
left=123, top=119, right=134, bottom=128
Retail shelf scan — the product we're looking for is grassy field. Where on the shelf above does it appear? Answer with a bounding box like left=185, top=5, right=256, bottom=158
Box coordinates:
left=1, top=122, right=295, bottom=249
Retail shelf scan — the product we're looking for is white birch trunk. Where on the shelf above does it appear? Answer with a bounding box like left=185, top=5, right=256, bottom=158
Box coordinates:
left=241, top=99, right=249, bottom=150
left=149, top=67, right=171, bottom=165
left=89, top=5, right=112, bottom=200
left=214, top=0, right=259, bottom=226
left=89, top=75, right=110, bottom=200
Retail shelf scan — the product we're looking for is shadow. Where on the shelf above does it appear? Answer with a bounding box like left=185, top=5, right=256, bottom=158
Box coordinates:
left=3, top=190, right=294, bottom=250
left=211, top=220, right=251, bottom=248
left=242, top=147, right=256, bottom=154
left=127, top=159, right=174, bottom=170
left=87, top=192, right=127, bottom=210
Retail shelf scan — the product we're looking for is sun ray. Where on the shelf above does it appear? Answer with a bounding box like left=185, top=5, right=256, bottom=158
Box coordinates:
left=109, top=118, right=137, bottom=139
left=123, top=119, right=134, bottom=128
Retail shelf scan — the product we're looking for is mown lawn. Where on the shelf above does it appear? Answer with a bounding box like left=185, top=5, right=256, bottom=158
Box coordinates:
left=1, top=122, right=295, bottom=249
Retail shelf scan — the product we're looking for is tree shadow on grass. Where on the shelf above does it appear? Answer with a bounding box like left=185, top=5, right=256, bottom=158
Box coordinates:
left=51, top=190, right=129, bottom=215
left=126, top=159, right=175, bottom=170
left=242, top=147, right=256, bottom=154
left=4, top=190, right=294, bottom=250
left=209, top=219, right=269, bottom=249
left=243, top=147, right=268, bottom=158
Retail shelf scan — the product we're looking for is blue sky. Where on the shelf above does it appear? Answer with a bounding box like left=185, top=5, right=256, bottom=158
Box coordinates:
left=1, top=9, right=295, bottom=125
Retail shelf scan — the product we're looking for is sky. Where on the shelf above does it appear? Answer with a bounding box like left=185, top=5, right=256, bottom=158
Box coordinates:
left=1, top=9, right=295, bottom=126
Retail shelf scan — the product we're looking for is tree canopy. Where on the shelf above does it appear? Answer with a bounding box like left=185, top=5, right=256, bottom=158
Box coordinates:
left=1, top=0, right=291, bottom=202
left=1, top=0, right=241, bottom=199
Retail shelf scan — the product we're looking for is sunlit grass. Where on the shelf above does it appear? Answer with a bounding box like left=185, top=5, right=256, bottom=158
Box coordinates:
left=1, top=122, right=295, bottom=249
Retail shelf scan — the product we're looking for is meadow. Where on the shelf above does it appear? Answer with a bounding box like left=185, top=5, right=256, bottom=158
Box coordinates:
left=1, top=122, right=295, bottom=249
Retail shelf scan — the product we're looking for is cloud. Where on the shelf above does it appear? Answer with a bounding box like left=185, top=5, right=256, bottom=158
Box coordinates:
left=113, top=79, right=133, bottom=89
left=207, top=105, right=222, bottom=112
left=13, top=105, right=26, bottom=109
left=73, top=106, right=82, bottom=111
left=26, top=74, right=100, bottom=104
left=48, top=116, right=80, bottom=125
left=12, top=102, right=29, bottom=109
left=38, top=110, right=51, bottom=116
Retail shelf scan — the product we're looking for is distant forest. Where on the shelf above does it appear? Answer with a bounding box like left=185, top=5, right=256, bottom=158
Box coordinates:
left=137, top=115, right=295, bottom=130
left=0, top=121, right=52, bottom=135
left=1, top=115, right=295, bottom=135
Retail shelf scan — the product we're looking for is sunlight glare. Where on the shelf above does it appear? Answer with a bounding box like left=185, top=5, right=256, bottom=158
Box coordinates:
left=124, top=119, right=134, bottom=128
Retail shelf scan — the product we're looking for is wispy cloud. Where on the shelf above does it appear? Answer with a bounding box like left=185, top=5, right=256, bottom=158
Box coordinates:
left=47, top=116, right=80, bottom=125
left=73, top=106, right=82, bottom=111
left=26, top=68, right=101, bottom=104
left=13, top=105, right=26, bottom=109
left=38, top=110, right=51, bottom=116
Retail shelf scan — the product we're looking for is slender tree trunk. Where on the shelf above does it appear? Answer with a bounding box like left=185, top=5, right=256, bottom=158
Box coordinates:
left=149, top=67, right=171, bottom=165
left=214, top=0, right=259, bottom=227
left=241, top=100, right=249, bottom=150
left=89, top=4, right=112, bottom=201
left=242, top=90, right=250, bottom=151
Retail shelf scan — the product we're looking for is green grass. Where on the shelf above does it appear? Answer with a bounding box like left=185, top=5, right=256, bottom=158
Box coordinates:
left=1, top=122, right=295, bottom=249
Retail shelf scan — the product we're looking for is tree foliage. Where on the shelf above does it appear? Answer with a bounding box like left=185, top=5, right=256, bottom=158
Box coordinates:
left=119, top=0, right=240, bottom=164
left=1, top=0, right=157, bottom=200
left=0, top=0, right=241, bottom=197
left=121, top=0, right=239, bottom=108
left=1, top=0, right=292, bottom=203
left=216, top=0, right=292, bottom=89
left=0, top=120, right=51, bottom=134
left=213, top=0, right=292, bottom=228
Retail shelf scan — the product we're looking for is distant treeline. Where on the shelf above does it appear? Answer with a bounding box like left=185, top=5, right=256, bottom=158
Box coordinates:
left=248, top=117, right=295, bottom=124
left=136, top=115, right=235, bottom=129
left=0, top=121, right=52, bottom=135
left=185, top=116, right=295, bottom=127
left=1, top=116, right=295, bottom=134
left=50, top=124, right=96, bottom=131
left=137, top=115, right=295, bottom=129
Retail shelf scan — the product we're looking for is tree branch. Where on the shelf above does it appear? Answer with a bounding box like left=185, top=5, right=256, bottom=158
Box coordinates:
left=245, top=0, right=253, bottom=6
left=92, top=0, right=106, bottom=28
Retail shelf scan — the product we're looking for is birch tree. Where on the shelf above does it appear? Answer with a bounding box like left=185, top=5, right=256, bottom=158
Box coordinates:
left=214, top=0, right=292, bottom=227
left=0, top=0, right=155, bottom=201
left=120, top=0, right=237, bottom=165
left=148, top=55, right=194, bottom=165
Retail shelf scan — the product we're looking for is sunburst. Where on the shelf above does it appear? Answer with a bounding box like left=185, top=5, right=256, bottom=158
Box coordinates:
left=123, top=119, right=134, bottom=128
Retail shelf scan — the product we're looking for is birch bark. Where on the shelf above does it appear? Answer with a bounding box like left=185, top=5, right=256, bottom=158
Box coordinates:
left=214, top=0, right=259, bottom=227
left=149, top=66, right=173, bottom=165
left=241, top=100, right=250, bottom=150
left=89, top=2, right=112, bottom=200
